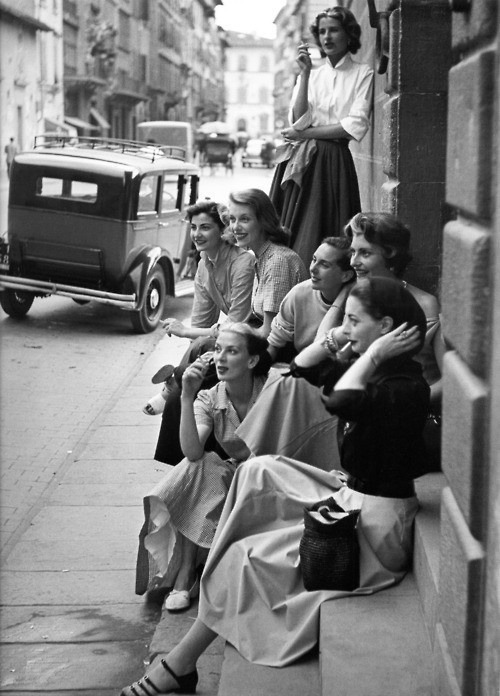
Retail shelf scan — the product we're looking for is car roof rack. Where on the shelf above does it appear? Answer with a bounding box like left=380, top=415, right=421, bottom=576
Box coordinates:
left=33, top=135, right=186, bottom=162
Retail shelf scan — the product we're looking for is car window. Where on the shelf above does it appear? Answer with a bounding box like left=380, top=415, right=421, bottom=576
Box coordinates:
left=162, top=175, right=180, bottom=213
left=138, top=174, right=160, bottom=214
left=36, top=177, right=98, bottom=203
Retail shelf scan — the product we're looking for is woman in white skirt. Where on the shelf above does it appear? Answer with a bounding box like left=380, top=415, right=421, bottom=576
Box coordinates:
left=121, top=278, right=430, bottom=695
left=135, top=323, right=272, bottom=612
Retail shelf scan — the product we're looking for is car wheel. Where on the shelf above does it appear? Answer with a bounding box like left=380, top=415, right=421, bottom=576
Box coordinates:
left=130, top=266, right=167, bottom=333
left=0, top=288, right=35, bottom=318
left=72, top=298, right=91, bottom=305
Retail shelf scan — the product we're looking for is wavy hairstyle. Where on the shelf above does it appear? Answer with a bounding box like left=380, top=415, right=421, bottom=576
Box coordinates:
left=217, top=322, right=272, bottom=376
left=310, top=7, right=362, bottom=56
left=225, top=188, right=290, bottom=246
left=349, top=277, right=426, bottom=357
left=185, top=200, right=225, bottom=231
left=344, top=212, right=413, bottom=278
left=320, top=236, right=354, bottom=273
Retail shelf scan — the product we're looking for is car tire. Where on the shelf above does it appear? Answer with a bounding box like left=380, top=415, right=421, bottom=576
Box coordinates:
left=0, top=288, right=35, bottom=317
left=130, top=266, right=167, bottom=334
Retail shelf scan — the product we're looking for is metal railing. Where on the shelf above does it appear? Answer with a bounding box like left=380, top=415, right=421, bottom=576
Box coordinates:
left=33, top=135, right=186, bottom=162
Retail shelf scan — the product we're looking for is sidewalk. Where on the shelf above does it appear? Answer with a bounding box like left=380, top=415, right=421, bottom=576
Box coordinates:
left=0, top=319, right=225, bottom=694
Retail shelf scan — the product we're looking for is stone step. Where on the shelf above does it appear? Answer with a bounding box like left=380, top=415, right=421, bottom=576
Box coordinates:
left=319, top=573, right=432, bottom=696
left=218, top=644, right=320, bottom=696
left=414, top=472, right=444, bottom=646
left=217, top=474, right=444, bottom=696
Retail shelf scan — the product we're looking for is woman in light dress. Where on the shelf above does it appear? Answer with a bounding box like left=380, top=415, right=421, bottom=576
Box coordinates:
left=135, top=323, right=271, bottom=612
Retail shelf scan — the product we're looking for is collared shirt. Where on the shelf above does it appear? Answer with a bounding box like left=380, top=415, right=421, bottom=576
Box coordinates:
left=193, top=376, right=267, bottom=463
left=191, top=242, right=255, bottom=328
left=252, top=241, right=308, bottom=319
left=289, top=54, right=374, bottom=142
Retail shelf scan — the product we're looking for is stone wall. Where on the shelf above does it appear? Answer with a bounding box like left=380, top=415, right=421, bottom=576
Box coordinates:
left=439, top=0, right=499, bottom=694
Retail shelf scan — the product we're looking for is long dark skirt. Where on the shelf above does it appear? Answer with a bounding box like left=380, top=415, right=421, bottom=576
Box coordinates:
left=269, top=139, right=361, bottom=267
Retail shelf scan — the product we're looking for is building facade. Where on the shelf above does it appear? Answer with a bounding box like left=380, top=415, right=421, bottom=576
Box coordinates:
left=0, top=0, right=227, bottom=150
left=0, top=0, right=67, bottom=152
left=62, top=0, right=226, bottom=141
left=224, top=31, right=274, bottom=138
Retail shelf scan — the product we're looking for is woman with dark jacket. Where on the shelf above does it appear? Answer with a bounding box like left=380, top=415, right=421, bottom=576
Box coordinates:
left=120, top=277, right=430, bottom=695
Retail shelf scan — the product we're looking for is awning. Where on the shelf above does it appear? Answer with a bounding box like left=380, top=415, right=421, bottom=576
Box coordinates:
left=44, top=117, right=72, bottom=134
left=89, top=107, right=110, bottom=130
left=64, top=116, right=99, bottom=131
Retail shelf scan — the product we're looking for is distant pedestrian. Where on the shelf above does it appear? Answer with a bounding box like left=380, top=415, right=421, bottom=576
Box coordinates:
left=5, top=137, right=17, bottom=178
left=270, top=6, right=374, bottom=266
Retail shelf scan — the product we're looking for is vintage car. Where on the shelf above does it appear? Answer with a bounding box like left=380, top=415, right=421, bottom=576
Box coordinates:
left=241, top=137, right=275, bottom=168
left=0, top=136, right=200, bottom=332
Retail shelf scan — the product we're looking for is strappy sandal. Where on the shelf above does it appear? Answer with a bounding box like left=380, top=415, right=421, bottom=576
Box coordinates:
left=120, top=658, right=198, bottom=696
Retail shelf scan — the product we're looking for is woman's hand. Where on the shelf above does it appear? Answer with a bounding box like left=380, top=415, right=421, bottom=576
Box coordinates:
left=162, top=318, right=186, bottom=338
left=281, top=127, right=306, bottom=143
left=366, top=323, right=421, bottom=367
left=181, top=353, right=214, bottom=399
left=296, top=42, right=312, bottom=74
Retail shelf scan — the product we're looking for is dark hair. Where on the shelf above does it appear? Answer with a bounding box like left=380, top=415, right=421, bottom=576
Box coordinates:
left=344, top=212, right=413, bottom=278
left=185, top=200, right=225, bottom=231
left=218, top=322, right=272, bottom=376
left=349, top=277, right=426, bottom=356
left=226, top=189, right=290, bottom=246
left=310, top=7, right=362, bottom=56
left=320, top=236, right=353, bottom=272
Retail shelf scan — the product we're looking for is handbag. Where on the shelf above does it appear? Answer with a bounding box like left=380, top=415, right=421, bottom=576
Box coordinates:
left=299, top=497, right=360, bottom=592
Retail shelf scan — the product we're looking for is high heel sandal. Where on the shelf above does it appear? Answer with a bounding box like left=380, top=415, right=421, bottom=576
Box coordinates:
left=121, top=657, right=198, bottom=695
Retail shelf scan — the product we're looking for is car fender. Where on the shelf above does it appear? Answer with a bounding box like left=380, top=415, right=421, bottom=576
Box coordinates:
left=123, top=247, right=174, bottom=308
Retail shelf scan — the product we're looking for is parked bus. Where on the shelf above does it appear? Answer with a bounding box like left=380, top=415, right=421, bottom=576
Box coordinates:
left=136, top=121, right=194, bottom=162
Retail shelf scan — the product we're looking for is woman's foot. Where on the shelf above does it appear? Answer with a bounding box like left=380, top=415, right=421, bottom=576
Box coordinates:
left=164, top=577, right=200, bottom=612
left=120, top=656, right=198, bottom=695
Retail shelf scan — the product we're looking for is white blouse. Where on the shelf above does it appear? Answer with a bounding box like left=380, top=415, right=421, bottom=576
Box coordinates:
left=289, top=53, right=374, bottom=142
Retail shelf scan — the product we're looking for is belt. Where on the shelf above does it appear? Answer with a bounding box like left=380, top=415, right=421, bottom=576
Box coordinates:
left=347, top=475, right=416, bottom=499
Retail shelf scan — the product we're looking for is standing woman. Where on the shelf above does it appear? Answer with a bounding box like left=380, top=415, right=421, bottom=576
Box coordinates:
left=270, top=7, right=374, bottom=267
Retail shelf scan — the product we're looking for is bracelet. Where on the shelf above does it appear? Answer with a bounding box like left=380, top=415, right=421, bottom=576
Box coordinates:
left=323, top=329, right=339, bottom=355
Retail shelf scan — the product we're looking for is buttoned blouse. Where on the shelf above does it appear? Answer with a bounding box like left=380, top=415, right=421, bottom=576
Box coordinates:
left=252, top=242, right=308, bottom=319
left=193, top=376, right=267, bottom=463
left=191, top=242, right=255, bottom=328
left=289, top=54, right=374, bottom=142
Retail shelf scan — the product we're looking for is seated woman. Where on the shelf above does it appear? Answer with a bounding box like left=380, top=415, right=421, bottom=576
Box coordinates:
left=340, top=212, right=445, bottom=469
left=226, top=188, right=308, bottom=338
left=153, top=189, right=307, bottom=465
left=143, top=200, right=254, bottom=415
left=236, top=236, right=354, bottom=470
left=121, top=277, right=430, bottom=694
left=135, top=323, right=272, bottom=613
left=266, top=236, right=354, bottom=362
left=321, top=211, right=445, bottom=407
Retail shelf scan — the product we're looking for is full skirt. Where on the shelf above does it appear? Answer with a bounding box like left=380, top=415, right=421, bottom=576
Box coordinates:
left=198, top=455, right=419, bottom=666
left=135, top=452, right=237, bottom=595
left=269, top=139, right=361, bottom=267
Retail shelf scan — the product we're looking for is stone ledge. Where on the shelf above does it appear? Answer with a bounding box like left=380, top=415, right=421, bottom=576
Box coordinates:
left=218, top=644, right=320, bottom=696
left=319, top=574, right=432, bottom=696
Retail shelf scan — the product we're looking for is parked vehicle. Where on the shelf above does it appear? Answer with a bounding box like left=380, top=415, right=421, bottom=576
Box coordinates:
left=136, top=121, right=194, bottom=163
left=199, top=133, right=236, bottom=173
left=0, top=135, right=200, bottom=333
left=241, top=138, right=275, bottom=168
